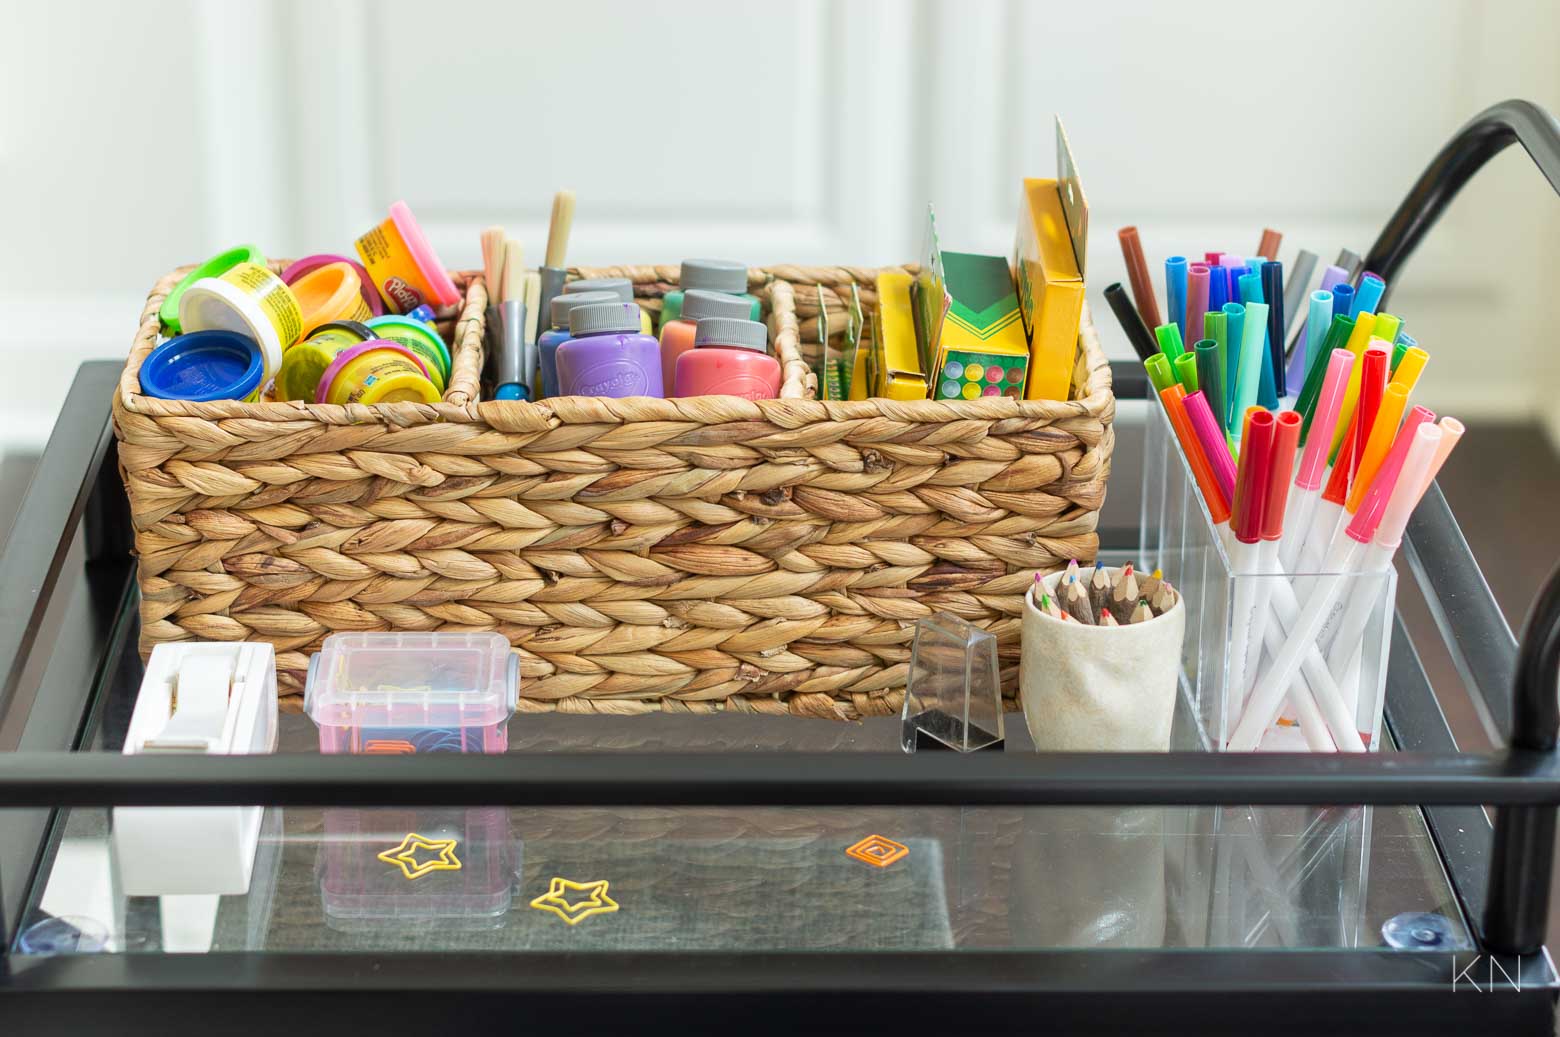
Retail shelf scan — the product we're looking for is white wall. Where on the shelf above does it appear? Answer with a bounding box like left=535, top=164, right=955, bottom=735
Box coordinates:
left=2, top=0, right=1557, bottom=455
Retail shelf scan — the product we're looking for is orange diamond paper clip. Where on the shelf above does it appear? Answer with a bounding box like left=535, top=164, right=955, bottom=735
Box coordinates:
left=845, top=834, right=908, bottom=868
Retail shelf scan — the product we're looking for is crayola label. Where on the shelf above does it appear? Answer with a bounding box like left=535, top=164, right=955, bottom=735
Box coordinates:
left=221, top=262, right=304, bottom=349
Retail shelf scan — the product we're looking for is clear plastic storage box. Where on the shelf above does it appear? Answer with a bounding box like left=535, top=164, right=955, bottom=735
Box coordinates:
left=304, top=632, right=518, bottom=754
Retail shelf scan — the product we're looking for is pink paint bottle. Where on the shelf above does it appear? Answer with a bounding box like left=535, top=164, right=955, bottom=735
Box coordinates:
left=658, top=289, right=754, bottom=395
left=555, top=302, right=663, bottom=398
left=673, top=318, right=780, bottom=400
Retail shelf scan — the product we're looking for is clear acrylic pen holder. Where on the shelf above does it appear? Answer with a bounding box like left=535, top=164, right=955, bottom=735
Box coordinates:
left=1139, top=403, right=1396, bottom=752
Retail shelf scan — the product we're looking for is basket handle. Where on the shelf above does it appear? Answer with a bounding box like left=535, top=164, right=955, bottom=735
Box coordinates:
left=1363, top=99, right=1560, bottom=302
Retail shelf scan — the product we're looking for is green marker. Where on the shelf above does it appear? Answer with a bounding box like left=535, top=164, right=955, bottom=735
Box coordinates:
left=1144, top=353, right=1176, bottom=395
left=1295, top=314, right=1356, bottom=443
left=1154, top=322, right=1185, bottom=365
left=1174, top=351, right=1199, bottom=394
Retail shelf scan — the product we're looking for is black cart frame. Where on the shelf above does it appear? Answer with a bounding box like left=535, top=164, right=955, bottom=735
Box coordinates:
left=1, top=100, right=1558, bottom=1034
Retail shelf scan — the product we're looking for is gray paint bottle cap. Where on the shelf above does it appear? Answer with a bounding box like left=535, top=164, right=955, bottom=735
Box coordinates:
left=680, top=259, right=747, bottom=294
left=693, top=317, right=768, bottom=352
left=681, top=289, right=753, bottom=322
left=569, top=301, right=642, bottom=337
left=564, top=278, right=633, bottom=304
left=550, top=290, right=619, bottom=328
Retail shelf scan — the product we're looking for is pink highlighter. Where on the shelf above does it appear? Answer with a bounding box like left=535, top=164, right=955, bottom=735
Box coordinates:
left=673, top=318, right=780, bottom=400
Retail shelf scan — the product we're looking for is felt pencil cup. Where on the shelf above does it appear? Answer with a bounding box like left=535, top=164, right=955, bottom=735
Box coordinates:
left=1020, top=570, right=1184, bottom=752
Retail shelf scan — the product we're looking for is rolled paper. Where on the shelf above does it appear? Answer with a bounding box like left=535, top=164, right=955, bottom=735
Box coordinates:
left=1234, top=301, right=1269, bottom=435
left=1118, top=227, right=1163, bottom=329
left=1155, top=321, right=1186, bottom=364
left=1104, top=281, right=1159, bottom=362
left=1174, top=351, right=1199, bottom=393
left=1331, top=312, right=1379, bottom=456
left=1256, top=228, right=1282, bottom=260
left=1350, top=345, right=1390, bottom=484
left=1238, top=273, right=1277, bottom=409
left=1144, top=353, right=1177, bottom=395
left=1350, top=272, right=1384, bottom=318
left=1281, top=249, right=1318, bottom=339
left=1194, top=338, right=1224, bottom=438
left=1287, top=265, right=1346, bottom=386
left=1184, top=390, right=1236, bottom=500
left=1186, top=264, right=1211, bottom=343
left=1261, top=261, right=1286, bottom=397
left=1330, top=283, right=1355, bottom=318
left=1160, top=384, right=1231, bottom=523
left=1391, top=345, right=1428, bottom=391
left=1208, top=264, right=1228, bottom=312
left=1222, top=302, right=1246, bottom=428
left=1166, top=256, right=1189, bottom=340
left=1296, top=315, right=1356, bottom=441
left=1346, top=380, right=1410, bottom=514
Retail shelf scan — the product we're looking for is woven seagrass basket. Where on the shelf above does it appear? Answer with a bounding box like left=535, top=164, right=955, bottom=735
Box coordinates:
left=113, top=261, right=1113, bottom=719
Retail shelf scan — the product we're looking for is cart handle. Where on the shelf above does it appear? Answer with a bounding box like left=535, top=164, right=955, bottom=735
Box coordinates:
left=1374, top=99, right=1560, bottom=957
left=1364, top=98, right=1560, bottom=300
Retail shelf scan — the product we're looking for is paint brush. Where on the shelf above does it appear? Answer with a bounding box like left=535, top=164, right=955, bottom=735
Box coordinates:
left=494, top=238, right=528, bottom=400
left=535, top=189, right=576, bottom=365
left=480, top=225, right=506, bottom=385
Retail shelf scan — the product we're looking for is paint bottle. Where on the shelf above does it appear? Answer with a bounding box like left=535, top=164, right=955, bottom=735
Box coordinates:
left=555, top=302, right=662, bottom=399
left=658, top=289, right=754, bottom=394
left=563, top=278, right=653, bottom=335
left=537, top=290, right=619, bottom=399
left=659, top=259, right=759, bottom=331
left=673, top=318, right=779, bottom=400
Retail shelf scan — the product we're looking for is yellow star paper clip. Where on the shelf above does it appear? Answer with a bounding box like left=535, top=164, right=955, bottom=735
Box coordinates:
left=529, top=877, right=619, bottom=926
left=377, top=833, right=462, bottom=881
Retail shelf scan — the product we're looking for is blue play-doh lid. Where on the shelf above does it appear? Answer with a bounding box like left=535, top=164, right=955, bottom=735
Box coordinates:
left=141, top=330, right=265, bottom=402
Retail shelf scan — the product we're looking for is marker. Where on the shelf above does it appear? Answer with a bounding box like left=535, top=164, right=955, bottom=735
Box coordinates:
left=1233, top=301, right=1269, bottom=436
left=1155, top=321, right=1186, bottom=365
left=1166, top=256, right=1189, bottom=341
left=1145, top=353, right=1177, bottom=395
left=1281, top=249, right=1319, bottom=341
left=1208, top=262, right=1229, bottom=312
left=1350, top=345, right=1391, bottom=486
left=1184, top=390, right=1235, bottom=500
left=1329, top=312, right=1379, bottom=456
left=1350, top=272, right=1385, bottom=318
left=1194, top=338, right=1225, bottom=442
left=1224, top=408, right=1273, bottom=737
left=1158, top=384, right=1230, bottom=524
left=1295, top=315, right=1356, bottom=441
left=1390, top=345, right=1429, bottom=391
left=1346, top=379, right=1410, bottom=518
left=1280, top=348, right=1354, bottom=574
left=1330, top=283, right=1355, bottom=319
left=1104, top=282, right=1159, bottom=363
left=1186, top=263, right=1211, bottom=344
left=1239, top=273, right=1277, bottom=408
left=1222, top=302, right=1246, bottom=429
left=1173, top=351, right=1199, bottom=394
left=1261, top=260, right=1287, bottom=397
left=1117, top=226, right=1162, bottom=329
left=1286, top=266, right=1346, bottom=386
left=1243, top=411, right=1300, bottom=705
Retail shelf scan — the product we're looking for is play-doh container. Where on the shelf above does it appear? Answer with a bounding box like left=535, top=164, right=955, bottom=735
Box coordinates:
left=158, top=244, right=266, bottom=335
left=365, top=314, right=450, bottom=390
left=140, top=330, right=265, bottom=402
left=290, top=262, right=373, bottom=336
left=282, top=253, right=382, bottom=317
left=315, top=339, right=440, bottom=406
left=353, top=200, right=460, bottom=314
left=274, top=320, right=375, bottom=402
left=177, top=261, right=303, bottom=382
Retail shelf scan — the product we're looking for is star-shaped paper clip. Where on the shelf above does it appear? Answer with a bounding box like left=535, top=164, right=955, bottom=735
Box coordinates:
left=377, top=832, right=462, bottom=881
left=529, top=877, right=619, bottom=926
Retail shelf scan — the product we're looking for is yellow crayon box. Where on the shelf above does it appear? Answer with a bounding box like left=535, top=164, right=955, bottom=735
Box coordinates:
left=1013, top=116, right=1089, bottom=401
left=870, top=270, right=926, bottom=401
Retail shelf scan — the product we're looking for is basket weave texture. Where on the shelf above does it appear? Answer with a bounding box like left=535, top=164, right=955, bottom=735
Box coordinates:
left=113, top=262, right=1113, bottom=719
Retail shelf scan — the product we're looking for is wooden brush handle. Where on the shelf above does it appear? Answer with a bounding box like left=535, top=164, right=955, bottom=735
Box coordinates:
left=545, top=190, right=576, bottom=268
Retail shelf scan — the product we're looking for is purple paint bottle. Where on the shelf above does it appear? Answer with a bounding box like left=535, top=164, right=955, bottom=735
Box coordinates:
left=555, top=302, right=663, bottom=398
